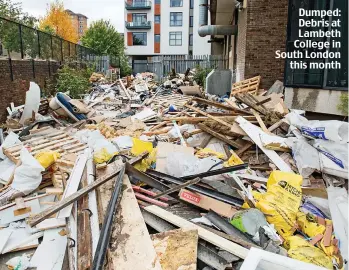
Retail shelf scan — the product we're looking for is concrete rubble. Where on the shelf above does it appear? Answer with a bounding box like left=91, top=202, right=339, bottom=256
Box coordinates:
left=0, top=71, right=347, bottom=270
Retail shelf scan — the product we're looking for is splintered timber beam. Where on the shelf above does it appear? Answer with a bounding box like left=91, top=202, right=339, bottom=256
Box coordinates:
left=27, top=153, right=148, bottom=227
left=184, top=104, right=235, bottom=129
left=197, top=123, right=242, bottom=148
left=192, top=97, right=252, bottom=115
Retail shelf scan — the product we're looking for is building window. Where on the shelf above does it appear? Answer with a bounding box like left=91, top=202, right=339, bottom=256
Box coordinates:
left=154, top=34, right=160, bottom=43
left=170, top=12, right=182, bottom=26
left=189, top=34, right=193, bottom=46
left=154, top=15, right=161, bottom=24
left=170, top=0, right=182, bottom=7
left=190, top=0, right=194, bottom=9
left=189, top=16, right=193, bottom=27
left=132, top=13, right=147, bottom=24
left=169, top=31, right=182, bottom=46
left=285, top=0, right=348, bottom=89
left=133, top=32, right=147, bottom=45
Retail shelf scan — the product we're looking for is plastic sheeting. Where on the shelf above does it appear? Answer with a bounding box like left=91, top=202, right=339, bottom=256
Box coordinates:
left=11, top=148, right=44, bottom=195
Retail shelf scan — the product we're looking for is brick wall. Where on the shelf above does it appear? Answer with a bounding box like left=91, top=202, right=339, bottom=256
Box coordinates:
left=0, top=59, right=60, bottom=122
left=239, top=0, right=288, bottom=89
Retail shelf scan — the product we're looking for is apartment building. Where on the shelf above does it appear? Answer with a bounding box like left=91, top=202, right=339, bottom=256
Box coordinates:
left=124, top=0, right=211, bottom=60
left=65, top=9, right=88, bottom=39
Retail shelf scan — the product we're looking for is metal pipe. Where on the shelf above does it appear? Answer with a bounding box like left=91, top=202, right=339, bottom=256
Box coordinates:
left=146, top=170, right=244, bottom=207
left=92, top=163, right=126, bottom=270
left=134, top=192, right=169, bottom=207
left=198, top=0, right=238, bottom=37
left=198, top=25, right=238, bottom=37
left=199, top=0, right=208, bottom=26
left=206, top=211, right=257, bottom=245
left=181, top=163, right=248, bottom=180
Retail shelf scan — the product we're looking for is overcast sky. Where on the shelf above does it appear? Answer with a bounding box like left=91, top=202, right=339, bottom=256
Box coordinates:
left=20, top=0, right=125, bottom=33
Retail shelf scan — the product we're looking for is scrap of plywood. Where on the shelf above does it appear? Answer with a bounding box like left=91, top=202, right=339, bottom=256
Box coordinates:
left=57, top=154, right=87, bottom=219
left=145, top=205, right=248, bottom=259
left=151, top=229, right=198, bottom=270
left=179, top=189, right=237, bottom=218
left=156, top=142, right=194, bottom=173
left=0, top=229, right=13, bottom=253
left=30, top=228, right=67, bottom=270
left=235, top=117, right=292, bottom=172
left=107, top=175, right=162, bottom=270
left=0, top=198, right=41, bottom=226
left=35, top=218, right=66, bottom=230
left=230, top=76, right=261, bottom=96
left=2, top=230, right=43, bottom=254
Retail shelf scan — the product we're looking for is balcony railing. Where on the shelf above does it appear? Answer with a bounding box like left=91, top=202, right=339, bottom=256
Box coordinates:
left=125, top=1, right=152, bottom=9
left=125, top=21, right=151, bottom=29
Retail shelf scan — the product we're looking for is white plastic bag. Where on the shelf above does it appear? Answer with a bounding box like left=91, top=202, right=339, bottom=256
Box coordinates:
left=6, top=253, right=31, bottom=270
left=285, top=112, right=348, bottom=142
left=20, top=82, right=41, bottom=125
left=291, top=140, right=320, bottom=177
left=11, top=148, right=44, bottom=195
left=88, top=130, right=118, bottom=154
left=165, top=152, right=221, bottom=177
left=311, top=139, right=348, bottom=179
left=0, top=132, right=20, bottom=159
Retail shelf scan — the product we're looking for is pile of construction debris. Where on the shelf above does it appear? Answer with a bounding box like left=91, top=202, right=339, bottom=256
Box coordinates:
left=0, top=72, right=347, bottom=270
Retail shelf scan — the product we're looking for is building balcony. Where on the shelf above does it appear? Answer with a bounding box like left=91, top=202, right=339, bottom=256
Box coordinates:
left=125, top=21, right=151, bottom=29
left=125, top=1, right=151, bottom=10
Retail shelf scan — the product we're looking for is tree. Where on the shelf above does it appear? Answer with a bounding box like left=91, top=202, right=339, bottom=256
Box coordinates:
left=81, top=20, right=131, bottom=75
left=0, top=0, right=37, bottom=56
left=39, top=0, right=78, bottom=43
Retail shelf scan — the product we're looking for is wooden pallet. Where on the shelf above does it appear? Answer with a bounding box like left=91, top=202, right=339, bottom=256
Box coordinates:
left=152, top=93, right=192, bottom=108
left=230, top=76, right=261, bottom=97
left=3, top=130, right=87, bottom=163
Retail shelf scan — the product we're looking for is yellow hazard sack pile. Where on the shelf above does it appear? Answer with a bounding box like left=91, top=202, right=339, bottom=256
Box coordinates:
left=286, top=236, right=333, bottom=269
left=255, top=171, right=302, bottom=240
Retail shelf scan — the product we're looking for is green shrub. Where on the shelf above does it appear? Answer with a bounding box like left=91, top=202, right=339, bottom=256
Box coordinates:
left=337, top=93, right=348, bottom=116
left=56, top=65, right=93, bottom=98
left=193, top=66, right=213, bottom=88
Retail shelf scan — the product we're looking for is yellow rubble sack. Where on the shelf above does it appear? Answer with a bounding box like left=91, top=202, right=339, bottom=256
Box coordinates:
left=93, top=148, right=117, bottom=164
left=287, top=236, right=333, bottom=269
left=131, top=138, right=153, bottom=156
left=35, top=151, right=60, bottom=168
left=255, top=171, right=302, bottom=240
left=134, top=148, right=157, bottom=172
left=296, top=212, right=326, bottom=238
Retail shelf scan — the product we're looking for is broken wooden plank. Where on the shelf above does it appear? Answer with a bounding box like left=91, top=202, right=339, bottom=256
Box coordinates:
left=119, top=79, right=131, bottom=99
left=107, top=175, right=162, bottom=270
left=185, top=104, right=235, bottom=129
left=179, top=189, right=238, bottom=218
left=77, top=169, right=92, bottom=270
left=0, top=198, right=41, bottom=226
left=144, top=205, right=249, bottom=259
left=35, top=218, right=66, bottom=230
left=2, top=231, right=43, bottom=254
left=86, top=148, right=99, bottom=258
left=197, top=123, right=242, bottom=148
left=30, top=228, right=67, bottom=270
left=151, top=229, right=198, bottom=270
left=57, top=154, right=88, bottom=219
left=27, top=154, right=147, bottom=227
left=235, top=117, right=292, bottom=172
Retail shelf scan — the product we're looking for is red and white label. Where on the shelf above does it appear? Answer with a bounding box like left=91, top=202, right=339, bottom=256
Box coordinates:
left=181, top=191, right=201, bottom=204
